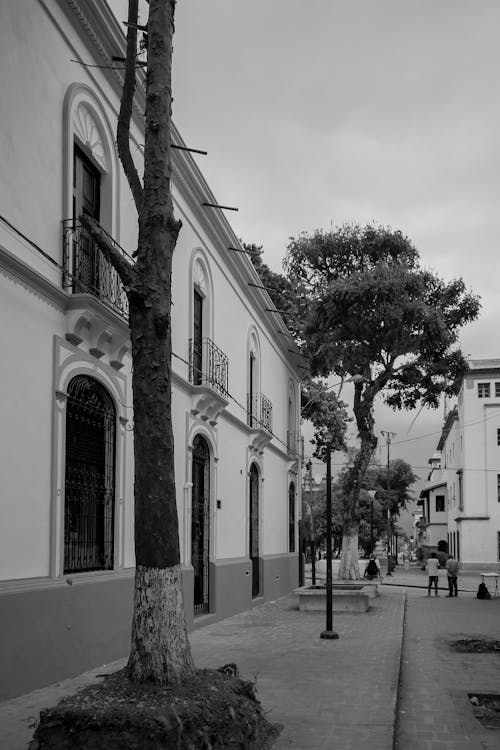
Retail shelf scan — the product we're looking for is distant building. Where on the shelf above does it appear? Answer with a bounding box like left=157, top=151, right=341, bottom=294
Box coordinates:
left=0, top=1, right=302, bottom=700
left=420, top=360, right=500, bottom=571
left=417, top=452, right=449, bottom=559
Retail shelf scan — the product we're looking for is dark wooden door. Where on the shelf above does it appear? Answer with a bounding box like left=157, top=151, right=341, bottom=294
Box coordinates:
left=192, top=435, right=210, bottom=614
left=249, top=463, right=260, bottom=598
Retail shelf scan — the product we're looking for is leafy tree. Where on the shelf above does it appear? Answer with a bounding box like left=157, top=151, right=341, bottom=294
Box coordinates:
left=247, top=242, right=350, bottom=453
left=81, top=0, right=194, bottom=685
left=358, top=490, right=386, bottom=554
left=366, top=458, right=418, bottom=515
left=246, top=243, right=305, bottom=338
left=302, top=481, right=343, bottom=555
left=285, top=222, right=480, bottom=579
left=301, top=379, right=349, bottom=460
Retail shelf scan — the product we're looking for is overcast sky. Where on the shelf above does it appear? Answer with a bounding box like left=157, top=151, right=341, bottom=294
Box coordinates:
left=169, top=1, right=500, bottom=499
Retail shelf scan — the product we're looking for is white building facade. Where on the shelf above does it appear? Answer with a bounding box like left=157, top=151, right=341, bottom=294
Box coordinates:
left=423, top=360, right=500, bottom=571
left=0, top=1, right=303, bottom=700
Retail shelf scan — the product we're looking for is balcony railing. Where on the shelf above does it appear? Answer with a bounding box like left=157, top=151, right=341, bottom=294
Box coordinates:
left=189, top=337, right=229, bottom=395
left=62, top=219, right=129, bottom=319
left=247, top=392, right=273, bottom=432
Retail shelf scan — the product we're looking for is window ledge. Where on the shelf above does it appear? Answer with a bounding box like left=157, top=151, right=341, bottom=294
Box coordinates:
left=0, top=568, right=135, bottom=596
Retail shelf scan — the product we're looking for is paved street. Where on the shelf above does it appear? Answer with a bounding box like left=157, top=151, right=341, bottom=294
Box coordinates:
left=1, top=565, right=499, bottom=749
left=395, top=573, right=500, bottom=750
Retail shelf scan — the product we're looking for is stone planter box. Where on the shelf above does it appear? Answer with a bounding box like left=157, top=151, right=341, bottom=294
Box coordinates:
left=306, top=579, right=380, bottom=598
left=294, top=584, right=371, bottom=613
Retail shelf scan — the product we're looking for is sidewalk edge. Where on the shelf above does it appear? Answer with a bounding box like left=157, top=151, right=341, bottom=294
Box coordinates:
left=391, top=591, right=407, bottom=750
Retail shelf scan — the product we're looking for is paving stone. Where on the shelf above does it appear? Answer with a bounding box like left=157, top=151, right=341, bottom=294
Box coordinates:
left=2, top=565, right=498, bottom=750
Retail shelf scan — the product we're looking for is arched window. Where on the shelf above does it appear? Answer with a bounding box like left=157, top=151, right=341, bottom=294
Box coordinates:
left=64, top=376, right=116, bottom=573
left=288, top=481, right=296, bottom=553
left=247, top=330, right=261, bottom=427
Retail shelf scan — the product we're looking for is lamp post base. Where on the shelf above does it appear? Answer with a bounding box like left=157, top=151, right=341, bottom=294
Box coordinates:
left=320, top=629, right=339, bottom=640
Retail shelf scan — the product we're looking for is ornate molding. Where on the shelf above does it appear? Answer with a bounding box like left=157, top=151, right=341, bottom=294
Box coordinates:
left=248, top=428, right=272, bottom=455
left=74, top=103, right=106, bottom=169
left=191, top=386, right=229, bottom=426
left=0, top=244, right=66, bottom=311
left=193, top=258, right=208, bottom=296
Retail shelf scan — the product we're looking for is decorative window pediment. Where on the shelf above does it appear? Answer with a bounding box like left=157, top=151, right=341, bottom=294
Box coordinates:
left=193, top=259, right=208, bottom=296
left=73, top=103, right=106, bottom=170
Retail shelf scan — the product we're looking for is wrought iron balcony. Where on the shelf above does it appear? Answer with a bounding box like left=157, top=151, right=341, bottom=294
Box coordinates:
left=247, top=392, right=273, bottom=432
left=62, top=218, right=129, bottom=319
left=189, top=337, right=229, bottom=395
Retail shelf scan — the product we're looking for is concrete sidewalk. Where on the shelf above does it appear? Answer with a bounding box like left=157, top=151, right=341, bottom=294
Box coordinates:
left=1, top=565, right=497, bottom=749
left=0, top=588, right=405, bottom=750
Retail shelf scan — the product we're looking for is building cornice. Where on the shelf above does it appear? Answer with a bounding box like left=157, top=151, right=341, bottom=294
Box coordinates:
left=437, top=408, right=459, bottom=451
left=0, top=244, right=67, bottom=310
left=47, top=0, right=302, bottom=381
left=454, top=516, right=490, bottom=523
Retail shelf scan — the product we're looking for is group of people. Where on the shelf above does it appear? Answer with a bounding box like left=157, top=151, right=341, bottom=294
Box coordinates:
left=363, top=550, right=494, bottom=600
left=425, top=552, right=459, bottom=597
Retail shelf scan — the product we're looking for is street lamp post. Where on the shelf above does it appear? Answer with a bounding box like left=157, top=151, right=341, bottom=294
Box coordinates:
left=370, top=496, right=374, bottom=555
left=320, top=434, right=338, bottom=640
left=366, top=489, right=378, bottom=556
left=381, top=430, right=397, bottom=577
left=306, top=460, right=316, bottom=585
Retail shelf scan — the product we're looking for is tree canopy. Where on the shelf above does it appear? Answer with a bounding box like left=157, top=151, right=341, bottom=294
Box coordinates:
left=366, top=458, right=419, bottom=515
left=285, top=223, right=481, bottom=411
left=285, top=222, right=480, bottom=579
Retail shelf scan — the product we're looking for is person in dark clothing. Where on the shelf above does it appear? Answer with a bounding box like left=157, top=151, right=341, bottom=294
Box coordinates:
left=445, top=553, right=459, bottom=597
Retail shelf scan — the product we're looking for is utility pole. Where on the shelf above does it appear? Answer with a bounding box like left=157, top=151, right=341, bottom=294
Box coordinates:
left=381, top=430, right=397, bottom=577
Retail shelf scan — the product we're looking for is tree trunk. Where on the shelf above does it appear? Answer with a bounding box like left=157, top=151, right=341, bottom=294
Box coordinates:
left=128, top=566, right=193, bottom=684
left=338, top=382, right=377, bottom=580
left=124, top=0, right=194, bottom=685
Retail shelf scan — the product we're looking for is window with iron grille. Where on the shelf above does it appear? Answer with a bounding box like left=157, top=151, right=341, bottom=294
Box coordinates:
left=478, top=382, right=490, bottom=398
left=497, top=474, right=500, bottom=503
left=496, top=383, right=500, bottom=398
left=497, top=428, right=500, bottom=446
left=64, top=375, right=116, bottom=573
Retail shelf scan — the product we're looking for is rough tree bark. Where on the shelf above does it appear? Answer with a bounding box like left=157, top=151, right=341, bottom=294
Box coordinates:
left=82, top=0, right=195, bottom=685
left=338, top=380, right=377, bottom=580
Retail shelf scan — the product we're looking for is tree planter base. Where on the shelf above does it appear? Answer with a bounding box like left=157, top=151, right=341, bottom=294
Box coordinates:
left=295, top=583, right=374, bottom=612
left=29, top=668, right=281, bottom=750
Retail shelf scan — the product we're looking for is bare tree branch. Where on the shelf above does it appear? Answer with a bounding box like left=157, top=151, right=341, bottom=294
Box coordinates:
left=117, top=0, right=144, bottom=213
left=79, top=213, right=135, bottom=289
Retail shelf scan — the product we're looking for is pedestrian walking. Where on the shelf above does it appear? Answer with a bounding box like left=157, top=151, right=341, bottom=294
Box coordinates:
left=445, top=553, right=459, bottom=597
left=426, top=552, right=440, bottom=596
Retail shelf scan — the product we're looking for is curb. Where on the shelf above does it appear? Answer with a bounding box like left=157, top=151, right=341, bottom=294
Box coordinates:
left=392, top=591, right=407, bottom=750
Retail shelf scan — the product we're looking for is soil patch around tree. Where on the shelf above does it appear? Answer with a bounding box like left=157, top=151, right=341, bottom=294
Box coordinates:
left=29, top=667, right=281, bottom=749
left=468, top=694, right=500, bottom=730
left=450, top=638, right=500, bottom=653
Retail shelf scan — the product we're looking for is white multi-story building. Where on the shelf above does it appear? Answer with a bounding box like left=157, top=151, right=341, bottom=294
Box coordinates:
left=0, top=1, right=303, bottom=700
left=421, top=360, right=500, bottom=571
